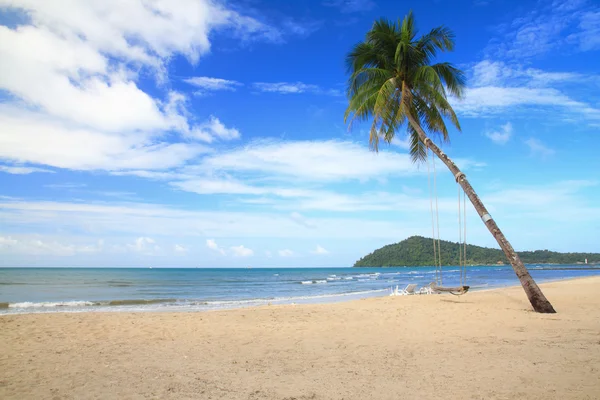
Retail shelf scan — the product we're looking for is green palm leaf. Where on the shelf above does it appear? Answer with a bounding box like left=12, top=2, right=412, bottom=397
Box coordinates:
left=345, top=11, right=466, bottom=161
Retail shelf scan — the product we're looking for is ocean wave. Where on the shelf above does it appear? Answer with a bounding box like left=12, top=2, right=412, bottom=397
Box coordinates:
left=1, top=288, right=391, bottom=314
left=300, top=280, right=327, bottom=284
left=9, top=301, right=97, bottom=308
left=107, top=299, right=177, bottom=306
left=199, top=289, right=389, bottom=306
left=6, top=298, right=178, bottom=309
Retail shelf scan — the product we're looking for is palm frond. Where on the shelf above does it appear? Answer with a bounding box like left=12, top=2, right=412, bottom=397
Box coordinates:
left=344, top=11, right=465, bottom=163
left=431, top=62, right=465, bottom=98
left=408, top=124, right=427, bottom=163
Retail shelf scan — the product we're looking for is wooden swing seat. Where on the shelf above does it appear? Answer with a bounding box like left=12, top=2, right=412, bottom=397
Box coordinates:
left=430, top=283, right=470, bottom=295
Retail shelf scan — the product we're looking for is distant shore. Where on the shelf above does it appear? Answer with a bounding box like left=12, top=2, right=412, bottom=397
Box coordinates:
left=356, top=264, right=600, bottom=268
left=2, top=276, right=599, bottom=399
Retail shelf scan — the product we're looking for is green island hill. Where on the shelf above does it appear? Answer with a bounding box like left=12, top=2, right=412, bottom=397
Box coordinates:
left=353, top=236, right=600, bottom=267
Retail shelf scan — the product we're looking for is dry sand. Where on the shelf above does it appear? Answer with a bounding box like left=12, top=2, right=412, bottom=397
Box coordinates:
left=1, top=277, right=599, bottom=400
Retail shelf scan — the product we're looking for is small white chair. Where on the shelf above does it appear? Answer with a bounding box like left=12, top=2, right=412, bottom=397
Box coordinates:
left=390, top=283, right=418, bottom=296
left=418, top=283, right=440, bottom=295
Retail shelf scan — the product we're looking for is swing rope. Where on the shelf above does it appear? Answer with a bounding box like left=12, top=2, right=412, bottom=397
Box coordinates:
left=426, top=141, right=469, bottom=295
left=463, top=188, right=467, bottom=286
left=426, top=147, right=442, bottom=286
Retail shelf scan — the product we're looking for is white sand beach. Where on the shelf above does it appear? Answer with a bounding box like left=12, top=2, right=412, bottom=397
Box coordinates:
left=1, top=277, right=599, bottom=400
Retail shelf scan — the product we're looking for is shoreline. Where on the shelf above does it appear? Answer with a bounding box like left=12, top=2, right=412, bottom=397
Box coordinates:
left=2, top=276, right=599, bottom=399
left=2, top=273, right=600, bottom=316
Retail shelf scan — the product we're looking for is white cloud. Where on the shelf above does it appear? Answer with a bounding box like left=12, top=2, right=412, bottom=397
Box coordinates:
left=44, top=183, right=87, bottom=189
left=183, top=76, right=242, bottom=93
left=0, top=107, right=212, bottom=170
left=0, top=198, right=423, bottom=239
left=470, top=60, right=585, bottom=88
left=290, top=212, right=316, bottom=228
left=453, top=86, right=600, bottom=121
left=230, top=245, right=254, bottom=257
left=525, top=138, right=556, bottom=158
left=151, top=139, right=488, bottom=215
left=1, top=0, right=282, bottom=66
left=127, top=237, right=159, bottom=254
left=323, top=0, right=375, bottom=13
left=576, top=11, right=600, bottom=51
left=281, top=19, right=323, bottom=37
left=390, top=135, right=411, bottom=150
left=0, top=235, right=103, bottom=256
left=206, top=239, right=225, bottom=255
left=0, top=165, right=55, bottom=174
left=312, top=245, right=329, bottom=255
left=487, top=0, right=600, bottom=58
left=181, top=140, right=422, bottom=183
left=172, top=178, right=316, bottom=198
left=253, top=82, right=341, bottom=96
left=482, top=180, right=598, bottom=222
left=485, top=122, right=512, bottom=145
left=278, top=249, right=294, bottom=257
left=190, top=116, right=241, bottom=142
left=174, top=244, right=188, bottom=253
left=265, top=250, right=273, bottom=258
left=0, top=0, right=278, bottom=173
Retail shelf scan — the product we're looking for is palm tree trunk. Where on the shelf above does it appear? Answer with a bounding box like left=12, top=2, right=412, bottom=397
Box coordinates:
left=407, top=118, right=556, bottom=313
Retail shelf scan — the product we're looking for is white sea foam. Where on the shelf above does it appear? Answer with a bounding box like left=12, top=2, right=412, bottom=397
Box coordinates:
left=9, top=301, right=96, bottom=308
left=0, top=288, right=392, bottom=315
left=300, top=280, right=327, bottom=285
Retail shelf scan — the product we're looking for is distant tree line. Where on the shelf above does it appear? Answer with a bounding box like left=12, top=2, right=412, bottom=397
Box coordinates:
left=353, top=236, right=600, bottom=267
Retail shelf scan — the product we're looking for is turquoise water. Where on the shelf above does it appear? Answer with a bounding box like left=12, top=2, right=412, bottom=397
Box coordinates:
left=1, top=266, right=598, bottom=314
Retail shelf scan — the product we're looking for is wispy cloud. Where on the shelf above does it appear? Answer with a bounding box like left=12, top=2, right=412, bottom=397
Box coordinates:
left=0, top=165, right=55, bottom=175
left=0, top=235, right=104, bottom=256
left=575, top=10, right=600, bottom=51
left=253, top=82, right=342, bottom=96
left=174, top=244, right=188, bottom=253
left=183, top=76, right=242, bottom=95
left=470, top=60, right=586, bottom=87
left=281, top=19, right=323, bottom=37
left=189, top=116, right=241, bottom=143
left=311, top=245, right=329, bottom=255
left=44, top=183, right=88, bottom=189
left=487, top=0, right=600, bottom=58
left=230, top=245, right=254, bottom=257
left=525, top=138, right=556, bottom=158
left=290, top=212, right=316, bottom=228
left=278, top=249, right=294, bottom=257
left=206, top=239, right=226, bottom=255
left=454, top=61, right=600, bottom=123
left=485, top=122, right=512, bottom=145
left=179, top=140, right=422, bottom=183
left=323, top=0, right=375, bottom=13
left=127, top=237, right=160, bottom=255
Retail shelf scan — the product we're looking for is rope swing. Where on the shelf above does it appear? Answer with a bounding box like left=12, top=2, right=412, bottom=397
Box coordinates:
left=426, top=145, right=470, bottom=295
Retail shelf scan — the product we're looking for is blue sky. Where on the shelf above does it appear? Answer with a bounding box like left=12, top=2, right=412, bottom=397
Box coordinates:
left=0, top=0, right=599, bottom=267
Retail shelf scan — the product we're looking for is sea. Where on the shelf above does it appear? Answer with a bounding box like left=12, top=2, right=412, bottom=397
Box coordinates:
left=1, top=266, right=599, bottom=315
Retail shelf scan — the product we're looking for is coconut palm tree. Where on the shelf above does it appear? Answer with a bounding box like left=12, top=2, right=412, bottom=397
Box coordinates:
left=345, top=12, right=556, bottom=313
